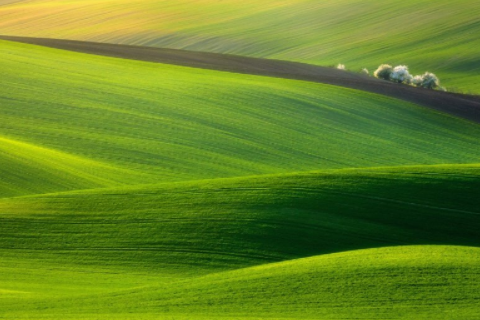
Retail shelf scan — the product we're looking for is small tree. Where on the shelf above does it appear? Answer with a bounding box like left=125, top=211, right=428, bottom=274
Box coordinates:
left=420, top=72, right=440, bottom=89
left=361, top=68, right=369, bottom=75
left=412, top=75, right=423, bottom=87
left=390, top=65, right=413, bottom=84
left=412, top=72, right=441, bottom=89
left=374, top=64, right=393, bottom=80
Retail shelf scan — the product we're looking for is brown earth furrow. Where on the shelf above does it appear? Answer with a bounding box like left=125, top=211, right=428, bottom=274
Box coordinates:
left=2, top=35, right=480, bottom=123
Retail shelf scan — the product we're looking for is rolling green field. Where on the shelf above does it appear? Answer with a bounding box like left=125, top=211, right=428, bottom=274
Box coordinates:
left=1, top=36, right=480, bottom=319
left=1, top=40, right=480, bottom=196
left=1, top=0, right=480, bottom=92
left=1, top=165, right=480, bottom=319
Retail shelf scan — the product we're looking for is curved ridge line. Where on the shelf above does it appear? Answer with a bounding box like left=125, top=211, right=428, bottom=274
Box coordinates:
left=0, top=135, right=142, bottom=188
left=1, top=162, right=478, bottom=201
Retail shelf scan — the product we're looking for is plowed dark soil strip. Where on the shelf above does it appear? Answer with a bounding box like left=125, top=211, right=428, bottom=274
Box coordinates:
left=2, top=35, right=480, bottom=123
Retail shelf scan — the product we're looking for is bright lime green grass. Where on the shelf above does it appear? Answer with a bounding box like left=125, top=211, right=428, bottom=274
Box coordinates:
left=4, top=246, right=479, bottom=320
left=1, top=165, right=480, bottom=318
left=1, top=0, right=479, bottom=92
left=1, top=40, right=480, bottom=197
left=22, top=246, right=476, bottom=320
left=0, top=135, right=145, bottom=196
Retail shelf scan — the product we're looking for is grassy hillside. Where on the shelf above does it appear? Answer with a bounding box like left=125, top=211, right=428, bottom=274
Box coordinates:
left=1, top=0, right=479, bottom=92
left=0, top=165, right=480, bottom=319
left=1, top=30, right=480, bottom=319
left=4, top=246, right=479, bottom=320
left=32, top=245, right=477, bottom=320
left=0, top=135, right=149, bottom=196
left=1, top=40, right=480, bottom=197
left=1, top=164, right=480, bottom=318
left=1, top=164, right=480, bottom=271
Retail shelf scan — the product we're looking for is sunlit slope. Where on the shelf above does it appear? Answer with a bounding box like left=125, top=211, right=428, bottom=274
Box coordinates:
left=2, top=246, right=480, bottom=319
left=1, top=0, right=479, bottom=92
left=78, top=246, right=480, bottom=320
left=1, top=40, right=480, bottom=197
left=0, top=136, right=151, bottom=197
left=1, top=164, right=479, bottom=275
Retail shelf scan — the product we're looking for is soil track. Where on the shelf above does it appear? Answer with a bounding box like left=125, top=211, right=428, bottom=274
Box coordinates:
left=2, top=35, right=480, bottom=123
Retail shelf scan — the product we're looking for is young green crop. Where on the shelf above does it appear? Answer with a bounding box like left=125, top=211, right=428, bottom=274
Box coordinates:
left=1, top=37, right=480, bottom=320
left=2, top=163, right=480, bottom=319
left=1, top=163, right=479, bottom=273
left=1, top=0, right=479, bottom=92
left=1, top=40, right=480, bottom=197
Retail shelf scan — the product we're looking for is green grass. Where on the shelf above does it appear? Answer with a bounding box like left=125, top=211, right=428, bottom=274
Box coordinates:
left=1, top=165, right=480, bottom=318
left=1, top=0, right=480, bottom=92
left=40, top=245, right=478, bottom=320
left=1, top=40, right=480, bottom=197
left=1, top=40, right=480, bottom=318
left=5, top=246, right=480, bottom=320
left=0, top=135, right=145, bottom=196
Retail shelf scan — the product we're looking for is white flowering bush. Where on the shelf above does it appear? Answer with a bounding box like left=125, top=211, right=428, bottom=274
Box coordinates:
left=420, top=72, right=440, bottom=89
left=411, top=72, right=441, bottom=89
left=374, top=64, right=393, bottom=80
left=373, top=63, right=444, bottom=90
left=412, top=75, right=423, bottom=87
left=390, top=65, right=413, bottom=84
left=337, top=64, right=346, bottom=70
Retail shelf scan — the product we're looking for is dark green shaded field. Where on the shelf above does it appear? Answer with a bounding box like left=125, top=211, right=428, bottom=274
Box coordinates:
left=2, top=164, right=480, bottom=271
